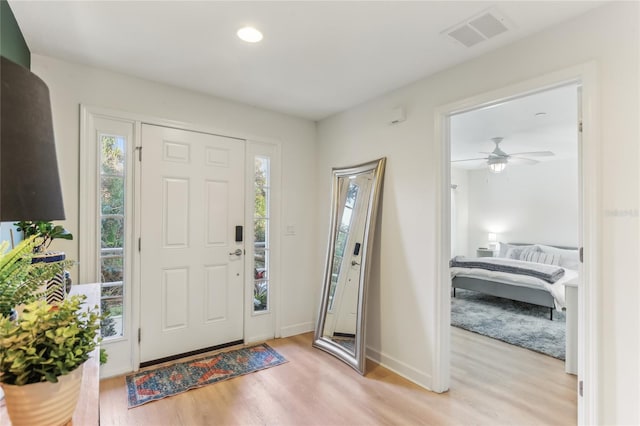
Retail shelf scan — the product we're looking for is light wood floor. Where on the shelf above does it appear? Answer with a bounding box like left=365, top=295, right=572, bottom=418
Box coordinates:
left=100, top=328, right=577, bottom=425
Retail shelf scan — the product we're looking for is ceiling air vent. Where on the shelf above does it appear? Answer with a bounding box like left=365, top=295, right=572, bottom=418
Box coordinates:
left=443, top=8, right=511, bottom=48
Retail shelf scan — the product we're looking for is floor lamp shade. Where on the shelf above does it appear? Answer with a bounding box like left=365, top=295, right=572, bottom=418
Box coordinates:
left=1, top=56, right=65, bottom=221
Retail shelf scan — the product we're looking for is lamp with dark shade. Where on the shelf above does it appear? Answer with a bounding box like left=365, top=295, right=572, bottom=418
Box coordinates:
left=1, top=56, right=65, bottom=221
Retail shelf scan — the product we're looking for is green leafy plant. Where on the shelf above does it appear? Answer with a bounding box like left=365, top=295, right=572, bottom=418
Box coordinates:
left=14, top=221, right=73, bottom=253
left=0, top=295, right=101, bottom=385
left=0, top=236, right=71, bottom=317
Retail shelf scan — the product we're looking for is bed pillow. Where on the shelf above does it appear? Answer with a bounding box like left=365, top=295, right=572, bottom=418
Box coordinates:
left=499, top=243, right=537, bottom=259
left=519, top=248, right=561, bottom=266
left=535, top=244, right=580, bottom=270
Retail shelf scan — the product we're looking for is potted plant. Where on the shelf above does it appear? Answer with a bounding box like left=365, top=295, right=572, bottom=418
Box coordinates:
left=14, top=221, right=74, bottom=302
left=14, top=221, right=73, bottom=254
left=0, top=236, right=70, bottom=318
left=0, top=295, right=101, bottom=426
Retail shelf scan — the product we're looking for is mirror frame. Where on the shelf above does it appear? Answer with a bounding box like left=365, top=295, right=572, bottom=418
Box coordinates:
left=313, top=157, right=386, bottom=375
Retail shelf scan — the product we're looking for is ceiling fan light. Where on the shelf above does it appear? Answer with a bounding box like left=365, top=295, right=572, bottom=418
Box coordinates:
left=489, top=162, right=506, bottom=173
left=488, top=157, right=507, bottom=173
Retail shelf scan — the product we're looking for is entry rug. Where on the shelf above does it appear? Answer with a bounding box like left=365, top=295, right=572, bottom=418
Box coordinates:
left=126, top=343, right=287, bottom=408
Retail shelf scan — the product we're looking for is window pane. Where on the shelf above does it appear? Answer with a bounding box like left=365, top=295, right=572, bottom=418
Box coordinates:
left=253, top=244, right=267, bottom=272
left=99, top=133, right=127, bottom=340
left=254, top=218, right=267, bottom=244
left=255, top=157, right=269, bottom=185
left=253, top=156, right=271, bottom=313
left=101, top=298, right=123, bottom=338
left=254, top=186, right=268, bottom=219
left=101, top=217, right=124, bottom=248
left=101, top=255, right=123, bottom=283
left=335, top=231, right=348, bottom=258
left=101, top=136, right=125, bottom=175
left=346, top=182, right=358, bottom=208
left=101, top=284, right=124, bottom=298
left=101, top=176, right=125, bottom=215
left=253, top=279, right=268, bottom=312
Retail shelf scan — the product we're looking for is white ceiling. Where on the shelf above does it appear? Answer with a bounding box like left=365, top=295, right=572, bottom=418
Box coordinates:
left=10, top=1, right=605, bottom=121
left=451, top=83, right=579, bottom=169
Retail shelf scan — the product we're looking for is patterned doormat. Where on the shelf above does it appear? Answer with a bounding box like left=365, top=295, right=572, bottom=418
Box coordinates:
left=126, top=343, right=287, bottom=408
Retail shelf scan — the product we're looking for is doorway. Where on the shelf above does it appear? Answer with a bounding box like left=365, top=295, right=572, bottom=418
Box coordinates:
left=434, top=63, right=601, bottom=424
left=449, top=82, right=580, bottom=370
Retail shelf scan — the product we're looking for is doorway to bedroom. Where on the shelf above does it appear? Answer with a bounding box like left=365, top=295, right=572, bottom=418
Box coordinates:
left=448, top=83, right=581, bottom=415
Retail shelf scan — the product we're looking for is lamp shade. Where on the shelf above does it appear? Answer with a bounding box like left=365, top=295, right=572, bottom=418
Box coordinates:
left=1, top=56, right=65, bottom=221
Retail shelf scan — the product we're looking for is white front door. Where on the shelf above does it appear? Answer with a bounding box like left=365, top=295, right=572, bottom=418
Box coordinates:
left=140, top=124, right=245, bottom=363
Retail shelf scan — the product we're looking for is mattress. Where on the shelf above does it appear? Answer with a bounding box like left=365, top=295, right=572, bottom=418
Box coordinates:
left=450, top=266, right=579, bottom=309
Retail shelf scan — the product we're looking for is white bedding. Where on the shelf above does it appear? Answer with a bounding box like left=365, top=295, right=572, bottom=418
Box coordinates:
left=450, top=266, right=579, bottom=310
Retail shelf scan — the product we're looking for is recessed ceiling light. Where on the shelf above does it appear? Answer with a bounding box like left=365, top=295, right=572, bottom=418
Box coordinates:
left=535, top=112, right=547, bottom=117
left=237, top=27, right=263, bottom=43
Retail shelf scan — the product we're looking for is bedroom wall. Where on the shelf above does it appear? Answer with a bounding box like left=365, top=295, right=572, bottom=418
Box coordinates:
left=30, top=54, right=319, bottom=341
left=450, top=168, right=469, bottom=257
left=316, top=2, right=638, bottom=424
left=466, top=158, right=579, bottom=252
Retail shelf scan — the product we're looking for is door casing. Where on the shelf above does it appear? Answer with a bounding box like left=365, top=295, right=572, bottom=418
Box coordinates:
left=432, top=62, right=600, bottom=425
left=81, top=105, right=281, bottom=377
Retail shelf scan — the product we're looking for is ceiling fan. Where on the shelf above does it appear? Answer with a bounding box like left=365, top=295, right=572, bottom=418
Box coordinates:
left=452, top=137, right=554, bottom=173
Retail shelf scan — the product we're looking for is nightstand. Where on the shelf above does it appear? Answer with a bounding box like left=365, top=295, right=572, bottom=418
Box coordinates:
left=476, top=248, right=496, bottom=257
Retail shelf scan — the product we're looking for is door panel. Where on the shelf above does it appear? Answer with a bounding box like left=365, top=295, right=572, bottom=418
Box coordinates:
left=140, top=124, right=244, bottom=362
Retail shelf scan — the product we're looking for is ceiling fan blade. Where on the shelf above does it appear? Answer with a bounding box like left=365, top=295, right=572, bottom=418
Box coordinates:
left=479, top=151, right=508, bottom=158
left=451, top=157, right=489, bottom=163
left=509, top=157, right=539, bottom=165
left=510, top=151, right=555, bottom=157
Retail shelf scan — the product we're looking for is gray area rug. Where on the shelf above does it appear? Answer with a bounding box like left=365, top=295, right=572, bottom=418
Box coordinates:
left=451, top=288, right=566, bottom=360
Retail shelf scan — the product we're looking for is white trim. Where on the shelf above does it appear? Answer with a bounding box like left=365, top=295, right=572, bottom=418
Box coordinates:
left=433, top=62, right=599, bottom=424
left=366, top=347, right=433, bottom=390
left=244, top=140, right=282, bottom=344
left=80, top=106, right=137, bottom=378
left=80, top=105, right=284, bottom=377
left=432, top=107, right=451, bottom=394
left=280, top=321, right=314, bottom=338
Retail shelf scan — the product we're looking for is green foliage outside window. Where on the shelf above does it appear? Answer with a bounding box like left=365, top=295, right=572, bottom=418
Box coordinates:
left=253, top=158, right=269, bottom=312
left=99, top=135, right=125, bottom=338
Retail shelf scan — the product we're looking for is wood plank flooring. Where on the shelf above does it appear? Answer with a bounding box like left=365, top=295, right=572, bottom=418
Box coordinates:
left=100, top=328, right=576, bottom=425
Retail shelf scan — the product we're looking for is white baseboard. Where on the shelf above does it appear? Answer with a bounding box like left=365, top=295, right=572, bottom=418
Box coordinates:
left=366, top=346, right=433, bottom=391
left=245, top=333, right=276, bottom=344
left=280, top=321, right=314, bottom=338
left=100, top=363, right=135, bottom=379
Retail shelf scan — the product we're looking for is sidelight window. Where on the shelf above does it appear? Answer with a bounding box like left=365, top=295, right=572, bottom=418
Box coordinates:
left=253, top=156, right=270, bottom=312
left=99, top=135, right=126, bottom=338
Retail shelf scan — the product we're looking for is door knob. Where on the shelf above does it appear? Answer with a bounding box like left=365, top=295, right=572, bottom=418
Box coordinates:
left=351, top=260, right=360, bottom=266
left=229, top=249, right=243, bottom=256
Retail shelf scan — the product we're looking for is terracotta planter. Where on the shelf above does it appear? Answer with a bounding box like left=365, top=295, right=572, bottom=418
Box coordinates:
left=1, top=364, right=83, bottom=426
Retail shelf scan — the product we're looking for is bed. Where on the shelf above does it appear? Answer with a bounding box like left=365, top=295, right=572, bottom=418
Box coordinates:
left=450, top=243, right=580, bottom=320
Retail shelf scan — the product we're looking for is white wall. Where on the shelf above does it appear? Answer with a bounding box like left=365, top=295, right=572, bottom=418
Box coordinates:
left=30, top=54, right=319, bottom=340
left=466, top=159, right=579, bottom=251
left=450, top=168, right=469, bottom=257
left=316, top=2, right=638, bottom=424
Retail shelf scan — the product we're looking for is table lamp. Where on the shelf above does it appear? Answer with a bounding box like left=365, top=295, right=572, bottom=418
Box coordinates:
left=1, top=56, right=65, bottom=222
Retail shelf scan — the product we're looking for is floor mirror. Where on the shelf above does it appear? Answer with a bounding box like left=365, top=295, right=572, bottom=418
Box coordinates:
left=313, top=157, right=386, bottom=375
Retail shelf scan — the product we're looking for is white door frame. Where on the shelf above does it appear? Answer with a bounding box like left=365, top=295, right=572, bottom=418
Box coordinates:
left=80, top=105, right=281, bottom=377
left=432, top=62, right=600, bottom=425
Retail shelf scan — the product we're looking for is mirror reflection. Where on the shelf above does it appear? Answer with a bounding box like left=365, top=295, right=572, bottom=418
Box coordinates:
left=313, top=158, right=386, bottom=375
